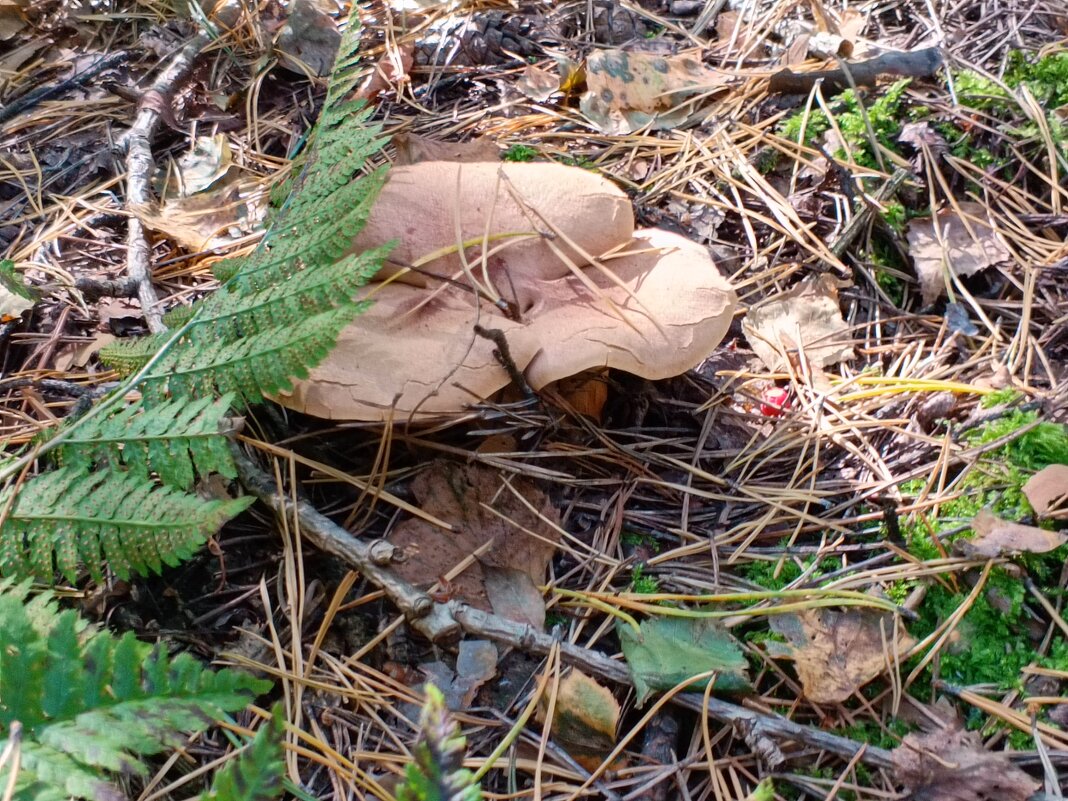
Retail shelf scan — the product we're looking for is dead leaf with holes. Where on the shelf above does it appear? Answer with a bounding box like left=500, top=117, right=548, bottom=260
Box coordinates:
left=580, top=49, right=730, bottom=134
left=907, top=202, right=1012, bottom=305
left=953, top=508, right=1067, bottom=558
left=138, top=177, right=267, bottom=252
left=539, top=669, right=620, bottom=770
left=1023, top=464, right=1068, bottom=519
left=742, top=274, right=854, bottom=372
left=388, top=462, right=560, bottom=624
left=892, top=715, right=1039, bottom=801
left=768, top=607, right=914, bottom=704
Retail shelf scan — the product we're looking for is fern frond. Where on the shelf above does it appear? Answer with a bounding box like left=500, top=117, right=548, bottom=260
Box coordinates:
left=0, top=579, right=271, bottom=801
left=201, top=707, right=285, bottom=801
left=112, top=18, right=390, bottom=405
left=0, top=468, right=253, bottom=582
left=98, top=333, right=169, bottom=376
left=396, top=685, right=482, bottom=801
left=141, top=308, right=361, bottom=405
left=55, top=394, right=237, bottom=490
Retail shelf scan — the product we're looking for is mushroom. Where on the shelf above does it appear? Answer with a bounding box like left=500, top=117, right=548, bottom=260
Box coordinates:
left=276, top=161, right=737, bottom=421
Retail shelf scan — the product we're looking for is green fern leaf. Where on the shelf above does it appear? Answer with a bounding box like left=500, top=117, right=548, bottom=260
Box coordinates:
left=55, top=394, right=238, bottom=490
left=98, top=333, right=170, bottom=376
left=396, top=685, right=482, bottom=801
left=0, top=468, right=253, bottom=582
left=201, top=707, right=285, bottom=801
left=0, top=579, right=270, bottom=801
left=141, top=307, right=362, bottom=405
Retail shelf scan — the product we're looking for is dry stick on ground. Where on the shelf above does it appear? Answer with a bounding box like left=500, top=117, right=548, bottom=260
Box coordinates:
left=117, top=4, right=238, bottom=332
left=232, top=448, right=894, bottom=770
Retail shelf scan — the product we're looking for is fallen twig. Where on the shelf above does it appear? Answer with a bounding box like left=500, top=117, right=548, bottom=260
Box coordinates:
left=234, top=445, right=895, bottom=769
left=769, top=47, right=943, bottom=95
left=0, top=51, right=130, bottom=127
left=117, top=4, right=239, bottom=332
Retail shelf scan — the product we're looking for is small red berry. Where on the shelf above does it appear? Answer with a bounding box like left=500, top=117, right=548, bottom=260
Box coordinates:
left=760, top=387, right=790, bottom=417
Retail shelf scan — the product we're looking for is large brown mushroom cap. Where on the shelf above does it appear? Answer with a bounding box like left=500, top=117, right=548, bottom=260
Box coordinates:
left=278, top=227, right=737, bottom=421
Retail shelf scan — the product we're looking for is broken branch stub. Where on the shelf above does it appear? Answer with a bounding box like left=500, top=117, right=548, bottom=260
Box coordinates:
left=278, top=161, right=737, bottom=421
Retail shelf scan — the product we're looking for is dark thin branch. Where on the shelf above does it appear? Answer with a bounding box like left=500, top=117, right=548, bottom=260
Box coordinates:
left=769, top=47, right=944, bottom=95
left=0, top=51, right=130, bottom=127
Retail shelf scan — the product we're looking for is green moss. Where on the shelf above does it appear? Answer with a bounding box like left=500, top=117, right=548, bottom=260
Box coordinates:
left=738, top=553, right=839, bottom=590
left=621, top=530, right=660, bottom=552
left=630, top=564, right=660, bottom=594
left=502, top=143, right=539, bottom=162
left=1006, top=51, right=1068, bottom=108
left=778, top=80, right=911, bottom=169
left=837, top=718, right=912, bottom=750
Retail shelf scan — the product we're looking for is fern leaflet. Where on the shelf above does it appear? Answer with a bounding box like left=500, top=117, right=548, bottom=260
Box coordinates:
left=0, top=468, right=253, bottom=582
left=201, top=708, right=285, bottom=801
left=396, top=685, right=482, bottom=801
left=0, top=579, right=270, bottom=801
left=55, top=393, right=237, bottom=490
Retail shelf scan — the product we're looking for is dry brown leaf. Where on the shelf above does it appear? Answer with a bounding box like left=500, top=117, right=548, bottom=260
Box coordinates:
left=1023, top=464, right=1068, bottom=519
left=769, top=607, right=914, bottom=704
left=420, top=639, right=498, bottom=711
left=742, top=274, right=854, bottom=372
left=354, top=43, right=413, bottom=103
left=169, top=134, right=232, bottom=197
left=388, top=462, right=560, bottom=618
left=139, top=177, right=266, bottom=251
left=275, top=0, right=339, bottom=77
left=516, top=64, right=560, bottom=101
left=392, top=133, right=500, bottom=166
left=954, top=508, right=1067, bottom=558
left=892, top=717, right=1040, bottom=801
left=580, top=49, right=729, bottom=134
left=539, top=669, right=620, bottom=770
left=483, top=565, right=545, bottom=630
left=907, top=202, right=1012, bottom=305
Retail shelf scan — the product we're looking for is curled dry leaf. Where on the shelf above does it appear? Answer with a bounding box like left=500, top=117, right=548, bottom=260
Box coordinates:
left=1023, top=464, right=1068, bottom=519
left=516, top=64, right=560, bottom=102
left=768, top=607, right=914, bottom=704
left=907, top=202, right=1012, bottom=305
left=420, top=639, right=498, bottom=711
left=539, top=669, right=620, bottom=770
left=280, top=161, right=737, bottom=421
left=954, top=508, right=1067, bottom=558
left=169, top=134, right=232, bottom=197
left=742, top=274, right=854, bottom=372
left=275, top=0, right=340, bottom=77
left=892, top=717, right=1039, bottom=801
left=580, top=49, right=729, bottom=134
left=387, top=461, right=560, bottom=622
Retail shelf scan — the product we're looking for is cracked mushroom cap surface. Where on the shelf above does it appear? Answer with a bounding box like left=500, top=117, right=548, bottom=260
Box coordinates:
left=277, top=228, right=737, bottom=421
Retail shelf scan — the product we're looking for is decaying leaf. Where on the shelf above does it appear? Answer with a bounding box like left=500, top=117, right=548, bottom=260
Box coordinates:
left=539, top=669, right=620, bottom=769
left=742, top=274, right=854, bottom=372
left=169, top=134, right=232, bottom=197
left=138, top=177, right=267, bottom=252
left=580, top=49, right=729, bottom=134
left=482, top=565, right=545, bottom=630
left=275, top=0, right=340, bottom=77
left=388, top=462, right=560, bottom=620
left=419, top=639, right=498, bottom=711
left=617, top=617, right=749, bottom=706
left=891, top=716, right=1040, bottom=801
left=516, top=64, right=560, bottom=101
left=953, top=508, right=1067, bottom=558
left=907, top=202, right=1012, bottom=305
left=280, top=161, right=737, bottom=421
left=1023, top=464, right=1068, bottom=519
left=768, top=607, right=914, bottom=704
